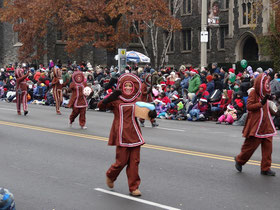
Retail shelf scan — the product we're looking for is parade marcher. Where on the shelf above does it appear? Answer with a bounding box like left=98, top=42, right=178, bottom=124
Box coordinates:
left=68, top=71, right=88, bottom=129
left=98, top=73, right=156, bottom=196
left=15, top=68, right=29, bottom=115
left=139, top=73, right=158, bottom=127
left=235, top=73, right=277, bottom=176
left=52, top=67, right=64, bottom=115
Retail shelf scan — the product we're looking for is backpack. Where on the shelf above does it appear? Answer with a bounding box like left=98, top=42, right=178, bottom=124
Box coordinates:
left=209, top=89, right=222, bottom=102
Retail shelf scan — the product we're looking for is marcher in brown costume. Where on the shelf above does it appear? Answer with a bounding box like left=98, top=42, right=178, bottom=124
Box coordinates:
left=139, top=73, right=158, bottom=127
left=235, top=73, right=277, bottom=176
left=52, top=67, right=64, bottom=115
left=68, top=71, right=88, bottom=129
left=98, top=73, right=156, bottom=196
left=15, top=68, right=29, bottom=116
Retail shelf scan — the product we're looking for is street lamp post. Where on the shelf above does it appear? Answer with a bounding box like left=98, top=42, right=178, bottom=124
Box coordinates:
left=201, top=0, right=208, bottom=68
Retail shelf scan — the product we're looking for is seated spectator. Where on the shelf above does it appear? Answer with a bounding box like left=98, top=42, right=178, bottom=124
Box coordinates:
left=166, top=72, right=176, bottom=86
left=210, top=89, right=233, bottom=118
left=158, top=92, right=171, bottom=105
left=216, top=105, right=237, bottom=125
left=206, top=75, right=214, bottom=95
left=168, top=85, right=179, bottom=99
left=154, top=99, right=168, bottom=119
left=187, top=98, right=208, bottom=121
left=213, top=73, right=223, bottom=91
left=188, top=69, right=201, bottom=101
left=233, top=91, right=245, bottom=119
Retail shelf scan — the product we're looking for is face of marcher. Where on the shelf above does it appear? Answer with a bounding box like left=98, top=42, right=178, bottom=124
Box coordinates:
left=123, top=82, right=133, bottom=95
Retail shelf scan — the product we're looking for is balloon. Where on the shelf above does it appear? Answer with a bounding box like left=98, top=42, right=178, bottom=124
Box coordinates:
left=241, top=59, right=248, bottom=68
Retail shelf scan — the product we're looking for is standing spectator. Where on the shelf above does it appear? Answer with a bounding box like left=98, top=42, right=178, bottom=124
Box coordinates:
left=270, top=72, right=280, bottom=95
left=211, top=62, right=220, bottom=74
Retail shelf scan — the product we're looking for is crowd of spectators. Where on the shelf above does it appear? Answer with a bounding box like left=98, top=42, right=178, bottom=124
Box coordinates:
left=1, top=60, right=280, bottom=127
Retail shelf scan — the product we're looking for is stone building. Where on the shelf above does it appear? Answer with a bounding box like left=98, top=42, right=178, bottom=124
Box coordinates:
left=0, top=0, right=273, bottom=68
left=159, top=0, right=272, bottom=68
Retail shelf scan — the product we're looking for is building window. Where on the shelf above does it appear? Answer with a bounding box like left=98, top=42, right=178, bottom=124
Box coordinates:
left=164, top=32, right=175, bottom=53
left=241, top=0, right=257, bottom=26
left=219, top=25, right=228, bottom=49
left=170, top=0, right=174, bottom=15
left=182, top=29, right=192, bottom=51
left=182, top=0, right=192, bottom=14
left=220, top=0, right=230, bottom=9
left=57, top=30, right=63, bottom=41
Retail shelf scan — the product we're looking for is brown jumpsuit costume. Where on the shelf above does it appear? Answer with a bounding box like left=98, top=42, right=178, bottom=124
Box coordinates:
left=68, top=71, right=88, bottom=128
left=98, top=73, right=144, bottom=193
left=15, top=68, right=29, bottom=115
left=52, top=67, right=64, bottom=115
left=236, top=73, right=277, bottom=172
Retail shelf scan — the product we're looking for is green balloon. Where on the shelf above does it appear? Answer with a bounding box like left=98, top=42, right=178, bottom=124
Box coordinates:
left=241, top=59, right=248, bottom=68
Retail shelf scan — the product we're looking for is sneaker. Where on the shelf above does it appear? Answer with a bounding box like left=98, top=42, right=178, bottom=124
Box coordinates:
left=193, top=117, right=197, bottom=121
left=106, top=176, right=114, bottom=188
left=216, top=121, right=221, bottom=124
left=234, top=156, right=242, bottom=172
left=186, top=114, right=191, bottom=119
left=140, top=122, right=145, bottom=127
left=261, top=170, right=276, bottom=176
left=199, top=114, right=205, bottom=119
left=56, top=111, right=62, bottom=115
left=130, top=189, right=141, bottom=196
left=225, top=122, right=230, bottom=125
left=81, top=126, right=87, bottom=130
left=152, top=122, right=159, bottom=127
left=24, top=111, right=28, bottom=116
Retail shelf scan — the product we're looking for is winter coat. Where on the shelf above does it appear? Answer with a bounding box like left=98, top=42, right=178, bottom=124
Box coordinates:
left=240, top=78, right=251, bottom=97
left=192, top=102, right=208, bottom=114
left=206, top=80, right=215, bottom=95
left=188, top=74, right=201, bottom=93
left=213, top=78, right=223, bottom=91
left=242, top=73, right=277, bottom=138
left=270, top=79, right=280, bottom=95
left=180, top=77, right=190, bottom=89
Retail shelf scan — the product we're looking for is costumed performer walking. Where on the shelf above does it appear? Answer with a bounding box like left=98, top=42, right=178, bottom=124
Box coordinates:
left=235, top=73, right=277, bottom=176
left=98, top=73, right=156, bottom=196
left=68, top=71, right=88, bottom=129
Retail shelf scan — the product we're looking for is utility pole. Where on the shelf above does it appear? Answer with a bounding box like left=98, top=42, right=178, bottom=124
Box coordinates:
left=200, top=0, right=208, bottom=68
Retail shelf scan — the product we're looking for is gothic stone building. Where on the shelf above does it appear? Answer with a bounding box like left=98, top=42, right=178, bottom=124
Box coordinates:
left=0, top=0, right=273, bottom=68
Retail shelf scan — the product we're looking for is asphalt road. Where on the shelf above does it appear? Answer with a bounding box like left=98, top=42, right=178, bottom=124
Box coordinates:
left=0, top=101, right=279, bottom=210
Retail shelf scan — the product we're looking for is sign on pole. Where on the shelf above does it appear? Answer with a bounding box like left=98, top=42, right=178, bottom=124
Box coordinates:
left=118, top=48, right=127, bottom=73
left=201, top=31, right=209, bottom=43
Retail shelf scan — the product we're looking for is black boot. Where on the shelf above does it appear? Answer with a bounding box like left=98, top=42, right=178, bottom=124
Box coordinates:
left=152, top=122, right=159, bottom=127
left=234, top=156, right=242, bottom=172
left=24, top=111, right=28, bottom=116
left=261, top=170, right=276, bottom=176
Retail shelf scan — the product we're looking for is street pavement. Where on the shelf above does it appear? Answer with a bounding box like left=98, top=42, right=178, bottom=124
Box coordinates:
left=0, top=101, right=279, bottom=210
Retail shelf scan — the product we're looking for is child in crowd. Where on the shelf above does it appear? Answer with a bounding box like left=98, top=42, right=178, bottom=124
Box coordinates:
left=187, top=98, right=208, bottom=121
left=216, top=104, right=237, bottom=125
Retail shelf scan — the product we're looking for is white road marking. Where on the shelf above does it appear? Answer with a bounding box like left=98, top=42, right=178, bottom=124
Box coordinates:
left=145, top=126, right=184, bottom=132
left=94, top=188, right=181, bottom=210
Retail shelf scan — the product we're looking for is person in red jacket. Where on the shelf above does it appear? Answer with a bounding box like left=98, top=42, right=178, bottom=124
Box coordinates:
left=139, top=73, right=158, bottom=127
left=15, top=68, right=29, bottom=115
left=68, top=71, right=88, bottom=129
left=52, top=67, right=64, bottom=115
left=235, top=73, right=277, bottom=176
left=98, top=73, right=156, bottom=196
left=233, top=91, right=245, bottom=119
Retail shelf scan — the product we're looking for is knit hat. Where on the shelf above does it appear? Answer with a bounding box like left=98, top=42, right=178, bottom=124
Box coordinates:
left=227, top=104, right=235, bottom=110
left=190, top=69, right=198, bottom=74
left=172, top=94, right=179, bottom=99
left=200, top=98, right=207, bottom=103
left=237, top=73, right=242, bottom=78
left=206, top=75, right=213, bottom=82
left=228, top=68, right=235, bottom=74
